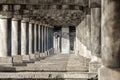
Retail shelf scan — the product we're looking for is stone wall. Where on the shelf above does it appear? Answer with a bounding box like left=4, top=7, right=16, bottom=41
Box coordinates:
left=75, top=17, right=91, bottom=59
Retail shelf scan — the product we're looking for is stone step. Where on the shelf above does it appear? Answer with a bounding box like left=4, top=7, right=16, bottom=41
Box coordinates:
left=0, top=66, right=16, bottom=72
left=13, top=63, right=27, bottom=66
left=0, top=72, right=97, bottom=79
left=15, top=65, right=67, bottom=72
left=23, top=60, right=35, bottom=63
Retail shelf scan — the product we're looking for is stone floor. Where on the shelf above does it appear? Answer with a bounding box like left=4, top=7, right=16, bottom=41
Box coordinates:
left=0, top=54, right=97, bottom=80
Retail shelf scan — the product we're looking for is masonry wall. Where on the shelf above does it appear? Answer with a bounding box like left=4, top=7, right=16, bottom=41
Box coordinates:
left=75, top=18, right=91, bottom=59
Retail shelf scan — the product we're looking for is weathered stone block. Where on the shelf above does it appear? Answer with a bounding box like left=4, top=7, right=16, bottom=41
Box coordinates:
left=98, top=67, right=120, bottom=80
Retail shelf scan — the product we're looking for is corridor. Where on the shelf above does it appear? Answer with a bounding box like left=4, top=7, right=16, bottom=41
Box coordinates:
left=0, top=0, right=120, bottom=80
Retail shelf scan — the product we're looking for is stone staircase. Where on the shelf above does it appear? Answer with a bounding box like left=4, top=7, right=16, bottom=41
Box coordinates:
left=0, top=54, right=97, bottom=80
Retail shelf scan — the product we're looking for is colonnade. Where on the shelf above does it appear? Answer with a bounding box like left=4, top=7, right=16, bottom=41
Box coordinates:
left=75, top=0, right=120, bottom=80
left=0, top=5, right=54, bottom=64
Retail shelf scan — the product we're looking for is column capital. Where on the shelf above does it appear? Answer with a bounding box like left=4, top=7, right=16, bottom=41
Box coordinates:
left=35, top=21, right=39, bottom=25
left=12, top=15, right=22, bottom=21
left=50, top=26, right=54, bottom=28
left=89, top=0, right=101, bottom=8
left=21, top=18, right=29, bottom=23
left=0, top=12, right=12, bottom=18
left=2, top=5, right=9, bottom=11
left=13, top=5, right=21, bottom=11
left=0, top=5, right=12, bottom=18
left=29, top=20, right=35, bottom=24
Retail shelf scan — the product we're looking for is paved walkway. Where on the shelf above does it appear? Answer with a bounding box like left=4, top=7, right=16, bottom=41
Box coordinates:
left=0, top=54, right=97, bottom=79
left=16, top=54, right=88, bottom=72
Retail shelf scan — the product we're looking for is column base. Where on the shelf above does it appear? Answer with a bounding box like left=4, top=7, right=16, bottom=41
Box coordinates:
left=35, top=52, right=40, bottom=60
left=29, top=54, right=36, bottom=60
left=40, top=53, right=43, bottom=57
left=45, top=51, right=48, bottom=56
left=0, top=57, right=13, bottom=67
left=89, top=62, right=101, bottom=73
left=22, top=55, right=34, bottom=63
left=48, top=48, right=54, bottom=55
left=40, top=52, right=47, bottom=58
left=98, top=66, right=120, bottom=80
left=12, top=55, right=23, bottom=63
left=22, top=55, right=30, bottom=61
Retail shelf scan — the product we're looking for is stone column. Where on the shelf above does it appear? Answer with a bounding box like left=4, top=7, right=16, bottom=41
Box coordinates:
left=44, top=26, right=47, bottom=56
left=84, top=12, right=91, bottom=67
left=61, top=27, right=70, bottom=54
left=46, top=27, right=49, bottom=55
left=99, top=0, right=120, bottom=80
left=89, top=0, right=101, bottom=73
left=53, top=32, right=57, bottom=54
left=0, top=18, right=9, bottom=57
left=34, top=23, right=37, bottom=54
left=50, top=27, right=54, bottom=54
left=11, top=18, right=23, bottom=63
left=86, top=14, right=91, bottom=55
left=35, top=22, right=40, bottom=59
left=11, top=19, right=19, bottom=56
left=40, top=25, right=42, bottom=53
left=21, top=18, right=30, bottom=61
left=0, top=5, right=11, bottom=58
left=29, top=22, right=32, bottom=55
left=37, top=24, right=41, bottom=58
left=42, top=25, right=44, bottom=53
left=91, top=8, right=101, bottom=61
left=0, top=16, right=13, bottom=65
left=39, top=25, right=44, bottom=57
left=47, top=27, right=50, bottom=55
left=38, top=24, right=41, bottom=53
left=29, top=22, right=35, bottom=60
left=11, top=5, right=21, bottom=57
